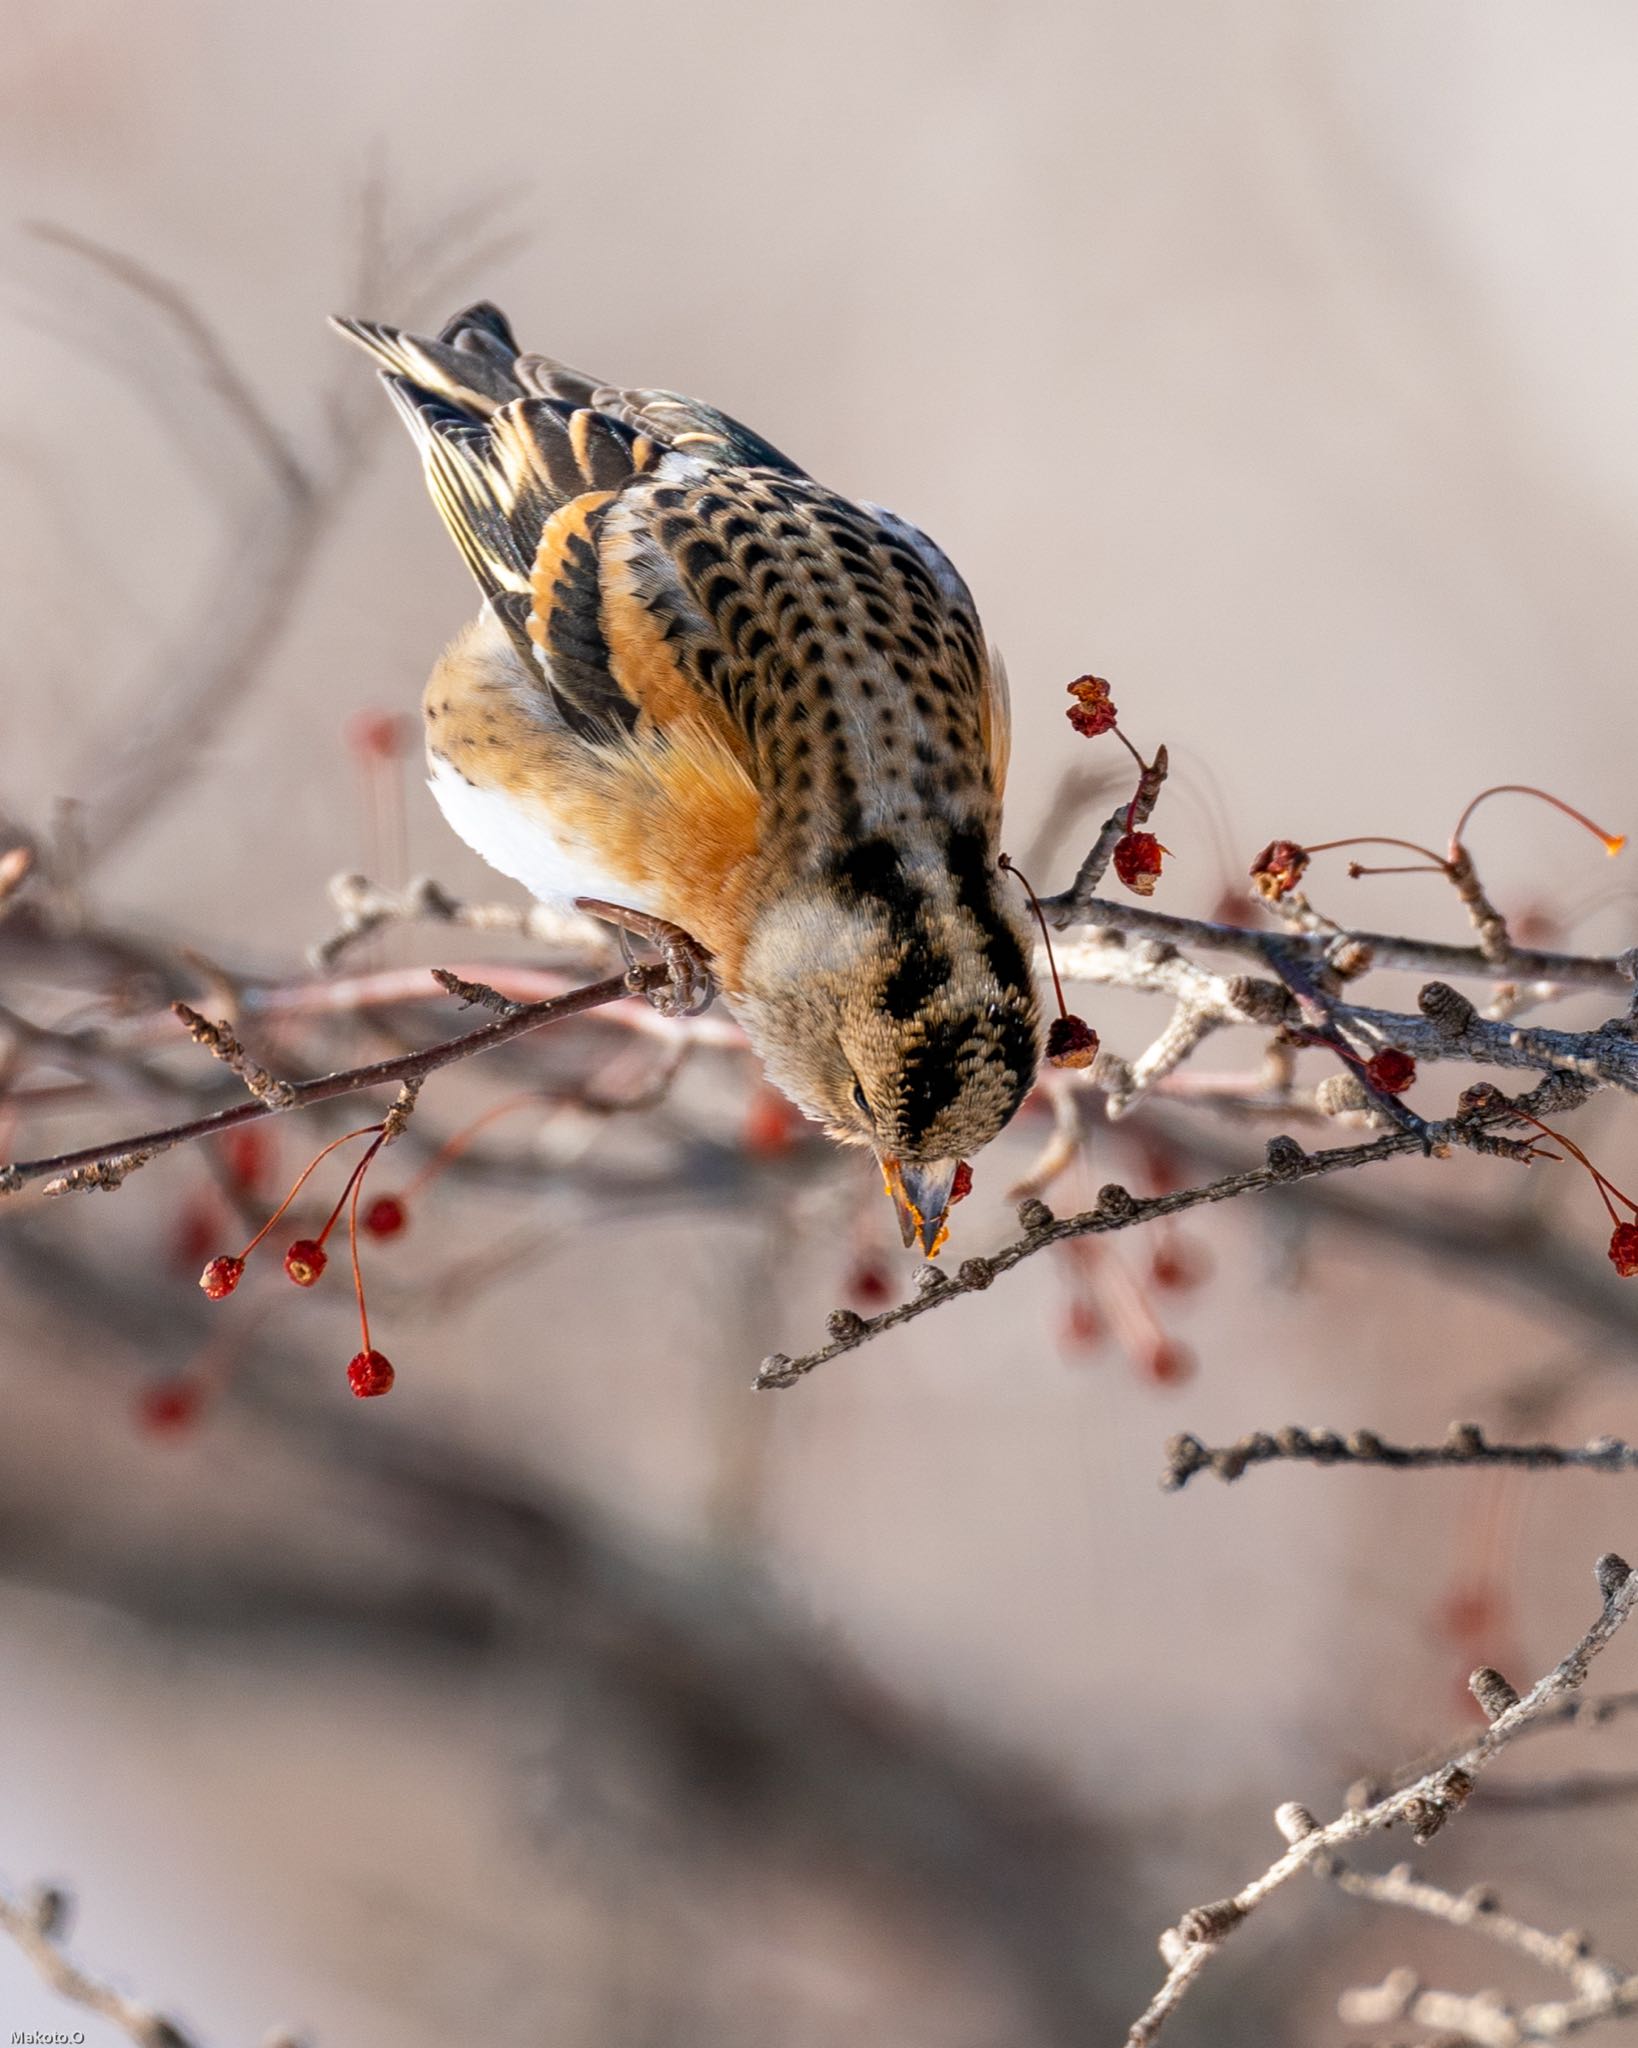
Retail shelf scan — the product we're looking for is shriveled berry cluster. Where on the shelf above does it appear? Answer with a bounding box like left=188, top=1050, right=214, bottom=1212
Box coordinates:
left=1062, top=674, right=1171, bottom=899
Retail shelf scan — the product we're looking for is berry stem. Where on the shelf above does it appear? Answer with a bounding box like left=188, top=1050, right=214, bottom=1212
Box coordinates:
left=999, top=855, right=1070, bottom=1019
left=1495, top=1105, right=1638, bottom=1221
left=348, top=1143, right=373, bottom=1357
left=1306, top=834, right=1449, bottom=869
left=313, top=1131, right=388, bottom=1248
left=236, top=1124, right=383, bottom=1261
left=1451, top=784, right=1626, bottom=859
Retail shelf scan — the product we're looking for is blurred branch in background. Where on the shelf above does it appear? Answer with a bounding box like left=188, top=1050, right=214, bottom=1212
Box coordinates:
left=0, top=1877, right=301, bottom=2048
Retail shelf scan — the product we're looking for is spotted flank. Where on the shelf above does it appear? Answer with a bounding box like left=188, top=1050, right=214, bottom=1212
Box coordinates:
left=337, top=299, right=1042, bottom=1218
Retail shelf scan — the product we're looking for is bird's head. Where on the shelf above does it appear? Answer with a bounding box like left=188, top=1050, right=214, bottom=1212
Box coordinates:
left=727, top=835, right=1042, bottom=1255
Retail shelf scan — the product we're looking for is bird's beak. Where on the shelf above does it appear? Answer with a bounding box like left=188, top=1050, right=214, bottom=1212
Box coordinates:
left=880, top=1156, right=960, bottom=1260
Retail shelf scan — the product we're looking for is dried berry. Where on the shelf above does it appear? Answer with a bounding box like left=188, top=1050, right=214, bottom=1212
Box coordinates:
left=284, top=1238, right=328, bottom=1287
left=347, top=1349, right=395, bottom=1398
left=1045, top=1014, right=1100, bottom=1069
left=1065, top=674, right=1117, bottom=738
left=1112, top=831, right=1166, bottom=896
left=362, top=1193, right=408, bottom=1239
left=1364, top=1047, right=1416, bottom=1095
left=1609, top=1221, right=1638, bottom=1277
left=949, top=1160, right=974, bottom=1205
left=199, top=1254, right=245, bottom=1300
left=1249, top=839, right=1309, bottom=900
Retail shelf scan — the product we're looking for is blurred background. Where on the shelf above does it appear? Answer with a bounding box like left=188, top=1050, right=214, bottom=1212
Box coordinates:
left=2, top=3, right=1637, bottom=2042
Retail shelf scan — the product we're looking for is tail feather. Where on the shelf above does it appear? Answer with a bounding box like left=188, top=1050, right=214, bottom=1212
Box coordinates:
left=333, top=301, right=809, bottom=639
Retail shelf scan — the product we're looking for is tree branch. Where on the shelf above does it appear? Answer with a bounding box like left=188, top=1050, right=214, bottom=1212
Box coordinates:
left=757, top=1077, right=1590, bottom=1389
left=1124, top=1554, right=1638, bottom=2046
left=0, top=966, right=666, bottom=1197
left=0, top=1875, right=299, bottom=2048
left=1162, top=1421, right=1638, bottom=1491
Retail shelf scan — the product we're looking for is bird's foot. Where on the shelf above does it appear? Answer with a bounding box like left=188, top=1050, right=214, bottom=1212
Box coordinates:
left=573, top=899, right=717, bottom=1018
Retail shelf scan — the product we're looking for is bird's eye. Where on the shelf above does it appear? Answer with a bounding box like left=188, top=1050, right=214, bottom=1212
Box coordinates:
left=851, top=1080, right=870, bottom=1119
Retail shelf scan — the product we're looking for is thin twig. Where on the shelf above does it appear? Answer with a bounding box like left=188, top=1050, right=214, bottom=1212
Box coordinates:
left=0, top=1875, right=300, bottom=2047
left=757, top=1077, right=1590, bottom=1388
left=1333, top=1860, right=1638, bottom=2043
left=1041, top=892, right=1635, bottom=994
left=1162, top=1421, right=1638, bottom=1491
left=1124, top=1554, right=1638, bottom=2046
left=0, top=966, right=666, bottom=1196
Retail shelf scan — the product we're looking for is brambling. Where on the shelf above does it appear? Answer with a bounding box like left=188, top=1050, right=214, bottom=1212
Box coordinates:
left=335, top=302, right=1041, bottom=1254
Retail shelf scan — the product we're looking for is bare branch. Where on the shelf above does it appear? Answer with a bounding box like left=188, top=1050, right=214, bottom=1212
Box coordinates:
left=758, top=1077, right=1591, bottom=1389
left=0, top=1874, right=300, bottom=2048
left=1333, top=1860, right=1638, bottom=2043
left=0, top=966, right=666, bottom=1197
left=1123, top=1554, right=1638, bottom=2047
left=310, top=870, right=613, bottom=970
left=25, top=221, right=311, bottom=499
left=1162, top=1420, right=1638, bottom=1491
left=1041, top=891, right=1635, bottom=995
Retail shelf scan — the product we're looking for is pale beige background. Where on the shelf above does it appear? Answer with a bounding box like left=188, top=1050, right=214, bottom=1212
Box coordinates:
left=2, top=4, right=1637, bottom=2044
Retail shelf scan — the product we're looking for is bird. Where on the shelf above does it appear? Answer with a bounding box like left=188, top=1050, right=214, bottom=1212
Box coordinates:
left=333, top=302, right=1041, bottom=1256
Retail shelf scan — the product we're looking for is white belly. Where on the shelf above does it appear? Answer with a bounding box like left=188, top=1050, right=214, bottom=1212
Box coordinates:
left=427, top=756, right=663, bottom=914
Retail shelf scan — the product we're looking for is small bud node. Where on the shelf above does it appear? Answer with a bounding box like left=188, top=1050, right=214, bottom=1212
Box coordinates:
left=1468, top=1666, right=1520, bottom=1719
left=1274, top=1801, right=1317, bottom=1844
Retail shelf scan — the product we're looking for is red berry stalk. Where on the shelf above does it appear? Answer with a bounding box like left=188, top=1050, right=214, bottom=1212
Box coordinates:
left=1467, top=1093, right=1638, bottom=1276
left=999, top=855, right=1100, bottom=1071
left=1062, top=676, right=1172, bottom=899
left=344, top=1141, right=394, bottom=1398
left=1253, top=784, right=1623, bottom=897
left=198, top=1123, right=385, bottom=1300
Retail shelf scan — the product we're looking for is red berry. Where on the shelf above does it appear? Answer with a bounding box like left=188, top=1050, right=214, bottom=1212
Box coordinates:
left=1065, top=674, right=1118, bottom=738
left=199, top=1254, right=245, bottom=1300
left=949, top=1160, right=974, bottom=1205
left=220, top=1124, right=272, bottom=1193
left=345, top=710, right=416, bottom=762
left=137, top=1380, right=203, bottom=1434
left=1609, top=1221, right=1638, bottom=1277
left=742, top=1087, right=803, bottom=1155
left=1249, top=839, right=1310, bottom=900
left=347, top=1349, right=395, bottom=1398
left=1045, top=1014, right=1100, bottom=1069
left=1437, top=1582, right=1500, bottom=1646
left=362, top=1193, right=408, bottom=1239
left=1151, top=1240, right=1209, bottom=1292
left=1112, top=831, right=1166, bottom=897
left=1364, top=1047, right=1416, bottom=1095
left=847, top=1258, right=893, bottom=1308
left=285, top=1238, right=327, bottom=1287
left=1139, top=1339, right=1195, bottom=1386
left=1060, top=1298, right=1105, bottom=1352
